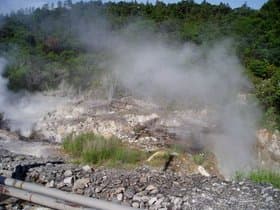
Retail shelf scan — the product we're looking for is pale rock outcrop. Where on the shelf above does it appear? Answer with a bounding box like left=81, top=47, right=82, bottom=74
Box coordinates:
left=257, top=129, right=280, bottom=170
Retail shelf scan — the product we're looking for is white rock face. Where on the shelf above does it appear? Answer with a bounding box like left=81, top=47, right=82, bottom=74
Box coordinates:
left=257, top=129, right=280, bottom=170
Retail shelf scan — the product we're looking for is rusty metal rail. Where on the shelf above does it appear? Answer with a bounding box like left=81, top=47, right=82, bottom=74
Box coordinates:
left=0, top=176, right=136, bottom=210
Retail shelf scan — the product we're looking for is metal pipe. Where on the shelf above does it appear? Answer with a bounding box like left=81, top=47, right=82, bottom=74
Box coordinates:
left=0, top=184, right=92, bottom=210
left=0, top=176, right=135, bottom=210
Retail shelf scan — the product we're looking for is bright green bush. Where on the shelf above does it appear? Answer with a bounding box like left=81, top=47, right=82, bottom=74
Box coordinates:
left=248, top=170, right=280, bottom=188
left=63, top=133, right=148, bottom=167
left=235, top=170, right=280, bottom=189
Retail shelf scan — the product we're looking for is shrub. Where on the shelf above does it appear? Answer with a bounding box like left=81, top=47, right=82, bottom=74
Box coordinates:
left=235, top=170, right=280, bottom=189
left=63, top=133, right=147, bottom=167
left=248, top=170, right=280, bottom=188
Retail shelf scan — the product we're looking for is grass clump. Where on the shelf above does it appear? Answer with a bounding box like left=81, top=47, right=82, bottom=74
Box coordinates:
left=235, top=170, right=280, bottom=189
left=192, top=152, right=206, bottom=165
left=248, top=170, right=280, bottom=188
left=63, top=133, right=147, bottom=167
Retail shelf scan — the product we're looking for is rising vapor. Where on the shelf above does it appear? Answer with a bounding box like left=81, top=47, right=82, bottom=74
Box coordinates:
left=0, top=14, right=262, bottom=177
left=76, top=19, right=261, bottom=177
left=0, top=57, right=65, bottom=137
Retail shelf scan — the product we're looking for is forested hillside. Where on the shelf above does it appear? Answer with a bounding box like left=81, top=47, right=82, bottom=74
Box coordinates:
left=0, top=0, right=279, bottom=129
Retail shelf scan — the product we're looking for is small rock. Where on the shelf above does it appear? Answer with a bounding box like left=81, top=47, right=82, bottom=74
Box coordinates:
left=84, top=187, right=93, bottom=197
left=115, top=187, right=125, bottom=194
left=132, top=202, right=140, bottom=208
left=95, top=187, right=103, bottom=193
left=64, top=170, right=72, bottom=177
left=63, top=176, right=73, bottom=186
left=56, top=182, right=65, bottom=189
left=73, top=178, right=90, bottom=191
left=150, top=188, right=159, bottom=195
left=140, top=202, right=145, bottom=209
left=148, top=197, right=157, bottom=206
left=174, top=197, right=183, bottom=206
left=82, top=165, right=92, bottom=172
left=139, top=176, right=147, bottom=183
left=265, top=196, right=273, bottom=202
left=124, top=189, right=135, bottom=199
left=155, top=197, right=164, bottom=206
left=141, top=196, right=150, bottom=202
left=197, top=166, right=210, bottom=177
left=117, top=193, right=124, bottom=201
left=133, top=195, right=142, bottom=202
left=146, top=185, right=157, bottom=191
left=45, top=180, right=55, bottom=188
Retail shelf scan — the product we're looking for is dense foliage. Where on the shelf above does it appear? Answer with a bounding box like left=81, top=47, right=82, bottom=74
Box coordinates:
left=0, top=0, right=279, bottom=128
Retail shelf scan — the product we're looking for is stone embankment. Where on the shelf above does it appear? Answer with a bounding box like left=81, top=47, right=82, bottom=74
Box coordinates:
left=0, top=149, right=279, bottom=210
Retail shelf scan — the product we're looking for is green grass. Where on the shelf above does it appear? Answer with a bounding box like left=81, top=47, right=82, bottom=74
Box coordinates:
left=63, top=133, right=148, bottom=167
left=235, top=170, right=280, bottom=189
left=192, top=153, right=206, bottom=165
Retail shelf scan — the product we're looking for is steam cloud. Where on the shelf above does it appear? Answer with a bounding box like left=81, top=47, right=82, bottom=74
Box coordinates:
left=78, top=21, right=261, bottom=177
left=0, top=15, right=261, bottom=177
left=0, top=57, right=64, bottom=137
left=109, top=38, right=260, bottom=177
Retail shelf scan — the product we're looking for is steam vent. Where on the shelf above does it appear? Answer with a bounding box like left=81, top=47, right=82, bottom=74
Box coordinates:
left=0, top=0, right=279, bottom=209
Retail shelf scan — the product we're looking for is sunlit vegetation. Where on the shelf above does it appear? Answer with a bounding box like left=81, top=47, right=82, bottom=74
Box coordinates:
left=63, top=133, right=148, bottom=167
left=235, top=170, right=280, bottom=189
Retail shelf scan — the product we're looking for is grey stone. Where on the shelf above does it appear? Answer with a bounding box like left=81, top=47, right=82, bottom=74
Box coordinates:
left=45, top=180, right=55, bottom=188
left=148, top=197, right=157, bottom=206
left=265, top=196, right=273, bottom=202
left=95, top=187, right=103, bottom=193
left=117, top=193, right=124, bottom=201
left=146, top=185, right=157, bottom=191
left=132, top=202, right=140, bottom=208
left=133, top=195, right=142, bottom=202
left=63, top=176, right=73, bottom=186
left=141, top=196, right=150, bottom=202
left=82, top=165, right=92, bottom=172
left=124, top=189, right=135, bottom=199
left=64, top=170, right=72, bottom=177
left=73, top=178, right=90, bottom=191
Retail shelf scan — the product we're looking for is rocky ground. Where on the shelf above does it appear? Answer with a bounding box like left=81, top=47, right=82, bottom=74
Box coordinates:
left=32, top=96, right=280, bottom=174
left=34, top=97, right=211, bottom=151
left=0, top=96, right=280, bottom=209
left=0, top=149, right=280, bottom=210
left=0, top=150, right=280, bottom=209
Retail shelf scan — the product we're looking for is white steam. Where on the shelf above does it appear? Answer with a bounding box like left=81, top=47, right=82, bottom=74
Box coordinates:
left=0, top=57, right=64, bottom=137
left=0, top=15, right=261, bottom=176
left=76, top=19, right=261, bottom=176
left=101, top=35, right=260, bottom=177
